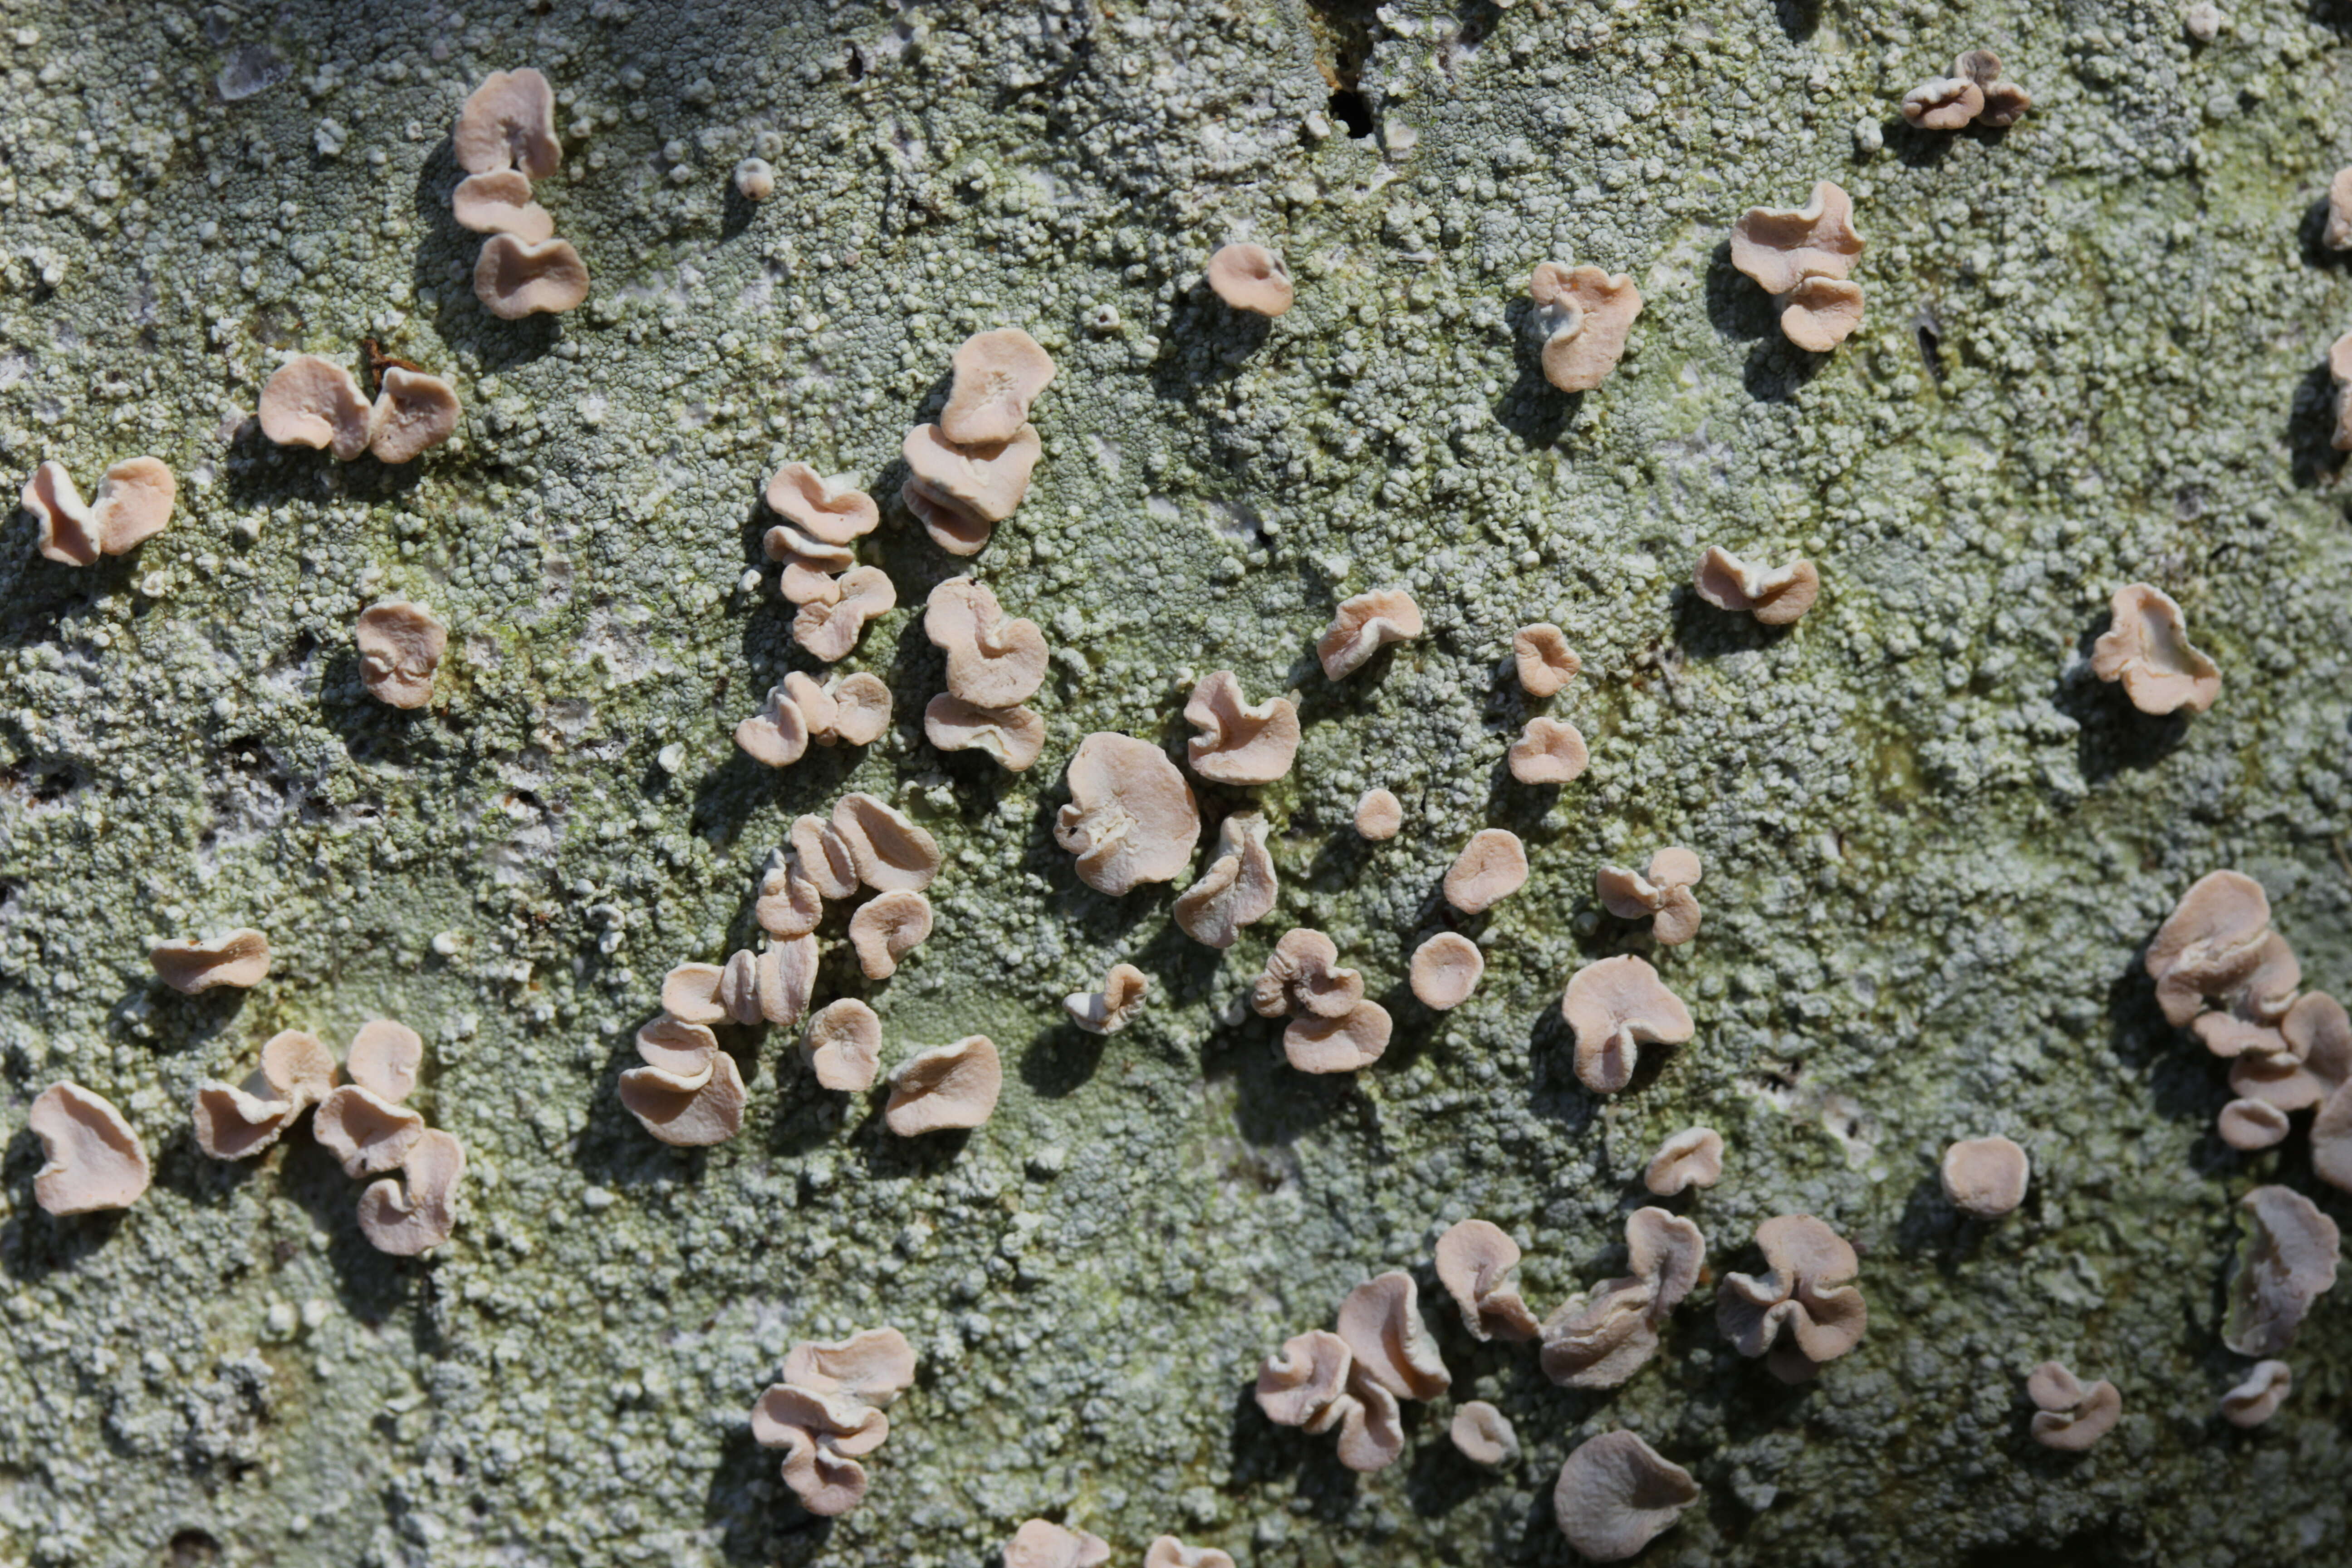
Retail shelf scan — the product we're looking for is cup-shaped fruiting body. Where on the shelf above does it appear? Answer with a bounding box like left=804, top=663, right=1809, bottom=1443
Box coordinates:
left=832, top=792, right=942, bottom=893
left=1183, top=671, right=1299, bottom=785
left=2230, top=992, right=2352, bottom=1117
left=1538, top=1208, right=1705, bottom=1389
left=1597, top=847, right=1703, bottom=945
left=795, top=566, right=897, bottom=663
left=2326, top=168, right=2352, bottom=251
left=765, top=520, right=855, bottom=607
left=348, top=1019, right=424, bottom=1103
left=1644, top=1127, right=1724, bottom=1195
left=1206, top=243, right=1294, bottom=317
left=28, top=1083, right=150, bottom=1215
left=2313, top=1070, right=2352, bottom=1196
left=456, top=68, right=560, bottom=177
left=2146, top=870, right=2274, bottom=1027
left=1512, top=623, right=1580, bottom=696
left=2219, top=1098, right=2291, bottom=1151
left=823, top=674, right=893, bottom=746
left=314, top=1083, right=426, bottom=1176
left=2220, top=1360, right=2291, bottom=1428
left=1175, top=813, right=1278, bottom=948
left=1317, top=587, right=1423, bottom=679
left=358, top=1128, right=466, bottom=1255
left=735, top=157, right=777, bottom=201
left=474, top=233, right=590, bottom=319
left=1338, top=1270, right=1451, bottom=1402
left=356, top=601, right=448, bottom=709
left=1066, top=962, right=1149, bottom=1034
left=850, top=890, right=932, bottom=980
left=2333, top=330, right=2352, bottom=452
left=1433, top=1218, right=1539, bottom=1342
left=941, top=328, right=1056, bottom=446
left=791, top=814, right=862, bottom=901
left=151, top=928, right=271, bottom=994
left=1354, top=788, right=1402, bottom=840
left=1004, top=1520, right=1111, bottom=1568
left=784, top=1327, right=918, bottom=1407
left=757, top=852, right=825, bottom=940
left=1563, top=955, right=1694, bottom=1094
left=1255, top=1328, right=1353, bottom=1430
left=1450, top=1401, right=1519, bottom=1469
left=1716, top=1214, right=1867, bottom=1382
left=738, top=671, right=884, bottom=768
left=1730, top=181, right=1865, bottom=350
left=1055, top=733, right=1202, bottom=896
left=2027, top=1362, right=2122, bottom=1451
left=1695, top=546, right=1819, bottom=626
left=619, top=1018, right=748, bottom=1146
left=1955, top=49, right=2031, bottom=127
left=661, top=963, right=730, bottom=1027
left=1552, top=1431, right=1700, bottom=1563
left=369, top=368, right=462, bottom=464
left=926, top=578, right=1048, bottom=709
left=2224, top=1185, right=2340, bottom=1357
left=1529, top=263, right=1643, bottom=392
left=802, top=999, right=883, bottom=1092
left=1409, top=933, right=1483, bottom=1010
left=885, top=1036, right=1002, bottom=1134
left=22, top=457, right=176, bottom=566
left=22, top=461, right=96, bottom=565
left=1145, top=1538, right=1236, bottom=1568
left=1444, top=828, right=1529, bottom=914
left=452, top=170, right=553, bottom=243
left=925, top=695, right=1046, bottom=771
left=1284, top=1000, right=1393, bottom=1074
left=1900, top=68, right=1983, bottom=130
left=767, top=464, right=880, bottom=546
left=2091, top=583, right=2220, bottom=715
left=758, top=935, right=820, bottom=1028
left=1508, top=717, right=1590, bottom=785
left=193, top=1029, right=339, bottom=1160
left=901, top=423, right=1043, bottom=553
left=717, top=951, right=765, bottom=1027
left=259, top=356, right=374, bottom=461
left=1940, top=1135, right=2030, bottom=1218
left=1251, top=928, right=1364, bottom=1020
left=750, top=1382, right=892, bottom=1518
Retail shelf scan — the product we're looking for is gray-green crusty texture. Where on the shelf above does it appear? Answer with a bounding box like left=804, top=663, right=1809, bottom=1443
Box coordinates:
left=0, top=0, right=2348, bottom=1563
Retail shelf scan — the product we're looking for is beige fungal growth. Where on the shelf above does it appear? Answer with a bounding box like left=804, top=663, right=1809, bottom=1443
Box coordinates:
left=794, top=565, right=897, bottom=663
left=1338, top=1270, right=1451, bottom=1403
left=764, top=521, right=854, bottom=606
left=22, top=461, right=96, bottom=565
left=1644, top=1127, right=1725, bottom=1196
left=1055, top=733, right=1203, bottom=896
left=1958, top=49, right=2031, bottom=127
left=885, top=1036, right=1002, bottom=1134
left=1901, top=65, right=1984, bottom=129
left=2329, top=169, right=2352, bottom=251
left=22, top=457, right=175, bottom=566
left=2027, top=1362, right=2122, bottom=1451
left=924, top=695, right=1045, bottom=770
left=1251, top=928, right=1365, bottom=1020
left=451, top=170, right=553, bottom=242
left=2219, top=1098, right=2290, bottom=1151
left=1512, top=623, right=1580, bottom=696
left=1003, top=1520, right=1111, bottom=1568
left=1695, top=546, right=1820, bottom=625
left=2334, top=331, right=2352, bottom=452
left=900, top=423, right=1043, bottom=555
left=833, top=793, right=942, bottom=893
left=2091, top=583, right=2221, bottom=715
left=1529, top=263, right=1643, bottom=392
left=926, top=578, right=1048, bottom=708
left=801, top=1000, right=883, bottom=1092
left=941, top=328, right=1057, bottom=446
left=735, top=674, right=827, bottom=768
left=313, top=1085, right=426, bottom=1177
left=455, top=68, right=559, bottom=177
left=150, top=928, right=271, bottom=994
left=661, top=963, right=729, bottom=1027
left=756, top=853, right=824, bottom=941
left=193, top=1029, right=338, bottom=1160
left=791, top=814, right=862, bottom=901
left=1206, top=242, right=1294, bottom=317
left=2146, top=871, right=2275, bottom=1026
left=1539, top=1207, right=1705, bottom=1389
left=258, top=356, right=374, bottom=461
left=474, top=234, right=590, bottom=319
left=1183, top=671, right=1300, bottom=784
left=824, top=674, right=893, bottom=746
left=751, top=1384, right=892, bottom=1518
left=1597, top=847, right=1703, bottom=945
left=348, top=1019, right=424, bottom=1103
left=850, top=890, right=933, bottom=980
left=1254, top=1328, right=1354, bottom=1429
left=1145, top=1537, right=1236, bottom=1568
left=1450, top=1401, right=1519, bottom=1468
left=1317, top=588, right=1424, bottom=679
left=783, top=1327, right=917, bottom=1407
left=1552, top=1431, right=1700, bottom=1563
left=356, top=602, right=448, bottom=709
left=1716, top=1214, right=1867, bottom=1382
left=358, top=1128, right=466, bottom=1256
left=1409, top=933, right=1484, bottom=1010
left=368, top=368, right=462, bottom=464
left=1940, top=1135, right=2030, bottom=1219
left=618, top=1018, right=747, bottom=1147
left=1443, top=828, right=1529, bottom=914
left=1175, top=813, right=1278, bottom=948
left=1562, top=955, right=1695, bottom=1093
left=2220, top=1360, right=2292, bottom=1428
left=29, top=1083, right=149, bottom=1215
left=1354, top=788, right=1403, bottom=840
left=1730, top=181, right=1866, bottom=350
left=1507, top=717, right=1590, bottom=785
left=766, top=463, right=880, bottom=545
left=1065, top=962, right=1150, bottom=1034
left=1285, top=1001, right=1394, bottom=1074
left=718, top=951, right=764, bottom=1027
left=2224, top=1185, right=2340, bottom=1357
left=758, top=935, right=820, bottom=1028
left=1433, top=1218, right=1539, bottom=1342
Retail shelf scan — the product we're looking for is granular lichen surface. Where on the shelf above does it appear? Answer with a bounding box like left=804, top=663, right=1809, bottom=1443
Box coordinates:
left=0, top=1, right=2348, bottom=1564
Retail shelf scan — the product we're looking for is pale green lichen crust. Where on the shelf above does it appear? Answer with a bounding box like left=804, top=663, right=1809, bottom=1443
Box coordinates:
left=0, top=1, right=2348, bottom=1565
